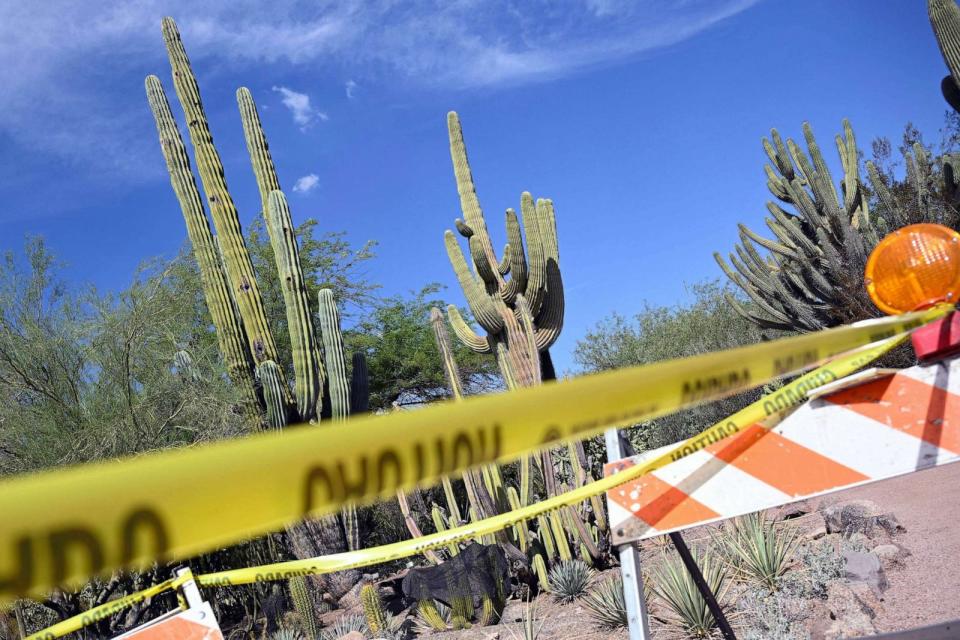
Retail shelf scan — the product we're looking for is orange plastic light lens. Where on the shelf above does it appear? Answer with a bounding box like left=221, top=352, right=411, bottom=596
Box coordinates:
left=865, top=223, right=960, bottom=315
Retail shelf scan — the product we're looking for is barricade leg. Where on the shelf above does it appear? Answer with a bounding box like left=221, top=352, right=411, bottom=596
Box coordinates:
left=604, top=428, right=652, bottom=640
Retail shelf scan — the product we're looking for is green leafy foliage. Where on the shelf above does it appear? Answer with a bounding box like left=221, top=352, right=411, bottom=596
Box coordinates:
left=0, top=239, right=248, bottom=475
left=574, top=280, right=767, bottom=451
left=346, top=284, right=499, bottom=410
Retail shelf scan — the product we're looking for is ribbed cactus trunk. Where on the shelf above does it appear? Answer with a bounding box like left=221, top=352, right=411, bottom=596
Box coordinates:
left=145, top=75, right=260, bottom=421
left=930, top=0, right=960, bottom=113
left=160, top=18, right=290, bottom=405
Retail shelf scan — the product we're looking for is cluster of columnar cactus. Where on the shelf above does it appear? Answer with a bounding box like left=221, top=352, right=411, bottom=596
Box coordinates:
left=147, top=15, right=368, bottom=610
left=429, top=113, right=606, bottom=583
left=716, top=119, right=960, bottom=333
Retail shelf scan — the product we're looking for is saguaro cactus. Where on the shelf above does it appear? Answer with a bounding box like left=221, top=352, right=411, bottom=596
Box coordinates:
left=440, top=113, right=602, bottom=567
left=148, top=15, right=370, bottom=607
left=930, top=0, right=960, bottom=113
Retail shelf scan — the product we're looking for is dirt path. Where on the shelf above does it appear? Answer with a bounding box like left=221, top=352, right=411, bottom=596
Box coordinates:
left=813, top=462, right=960, bottom=633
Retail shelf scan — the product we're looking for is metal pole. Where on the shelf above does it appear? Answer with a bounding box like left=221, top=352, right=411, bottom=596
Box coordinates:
left=174, top=567, right=204, bottom=610
left=604, top=427, right=652, bottom=640
left=669, top=532, right=737, bottom=640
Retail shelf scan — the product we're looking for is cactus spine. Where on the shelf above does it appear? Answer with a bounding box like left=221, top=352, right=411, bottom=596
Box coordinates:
left=360, top=584, right=388, bottom=635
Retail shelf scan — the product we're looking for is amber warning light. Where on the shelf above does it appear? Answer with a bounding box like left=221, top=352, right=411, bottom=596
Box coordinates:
left=865, top=223, right=960, bottom=315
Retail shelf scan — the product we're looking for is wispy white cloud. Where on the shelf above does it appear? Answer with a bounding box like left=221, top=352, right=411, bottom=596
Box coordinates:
left=0, top=0, right=761, bottom=183
left=345, top=79, right=358, bottom=100
left=292, top=173, right=320, bottom=194
left=272, top=86, right=327, bottom=129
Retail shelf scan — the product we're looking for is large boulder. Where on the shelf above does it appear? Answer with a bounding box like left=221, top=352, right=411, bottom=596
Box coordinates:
left=822, top=500, right=902, bottom=538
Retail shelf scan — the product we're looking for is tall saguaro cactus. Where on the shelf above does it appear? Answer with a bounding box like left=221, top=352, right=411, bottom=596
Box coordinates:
left=440, top=113, right=602, bottom=569
left=148, top=16, right=368, bottom=603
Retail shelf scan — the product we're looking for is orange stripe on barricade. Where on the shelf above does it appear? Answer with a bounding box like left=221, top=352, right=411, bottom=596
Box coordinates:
left=706, top=424, right=868, bottom=497
left=608, top=465, right=719, bottom=530
left=826, top=373, right=960, bottom=455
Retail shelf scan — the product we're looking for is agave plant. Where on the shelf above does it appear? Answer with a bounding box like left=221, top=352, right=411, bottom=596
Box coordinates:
left=650, top=549, right=730, bottom=638
left=319, top=613, right=368, bottom=640
left=271, top=629, right=306, bottom=640
left=411, top=599, right=451, bottom=635
left=547, top=559, right=595, bottom=603
left=715, top=511, right=802, bottom=592
left=582, top=573, right=628, bottom=630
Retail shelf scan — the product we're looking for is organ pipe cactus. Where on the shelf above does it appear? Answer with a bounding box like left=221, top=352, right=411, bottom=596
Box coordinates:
left=718, top=119, right=960, bottom=334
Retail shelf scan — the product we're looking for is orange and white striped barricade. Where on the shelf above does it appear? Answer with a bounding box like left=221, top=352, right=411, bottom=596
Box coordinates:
left=605, top=358, right=960, bottom=544
left=114, top=569, right=223, bottom=640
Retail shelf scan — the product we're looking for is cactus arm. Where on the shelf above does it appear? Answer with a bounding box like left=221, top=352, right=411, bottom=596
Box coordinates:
left=160, top=18, right=284, bottom=375
left=930, top=0, right=960, bottom=95
left=266, top=190, right=325, bottom=420
left=144, top=75, right=260, bottom=417
left=497, top=243, right=512, bottom=276
left=522, top=195, right=547, bottom=316
left=236, top=87, right=282, bottom=237
left=445, top=231, right=503, bottom=334
left=316, top=289, right=350, bottom=421
left=395, top=490, right=442, bottom=564
left=446, top=305, right=492, bottom=354
left=447, top=112, right=502, bottom=285
left=256, top=361, right=287, bottom=429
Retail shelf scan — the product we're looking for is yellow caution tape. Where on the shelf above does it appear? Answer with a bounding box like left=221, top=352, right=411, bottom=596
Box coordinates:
left=0, top=307, right=942, bottom=605
left=25, top=570, right=193, bottom=640
left=24, top=334, right=908, bottom=639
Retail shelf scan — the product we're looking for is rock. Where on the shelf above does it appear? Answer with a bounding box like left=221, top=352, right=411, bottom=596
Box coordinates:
left=799, top=512, right=828, bottom=540
left=843, top=550, right=888, bottom=593
left=339, top=632, right=366, bottom=640
left=823, top=582, right=878, bottom=639
left=872, top=543, right=910, bottom=569
left=775, top=500, right=812, bottom=521
left=822, top=499, right=903, bottom=538
left=337, top=580, right=367, bottom=610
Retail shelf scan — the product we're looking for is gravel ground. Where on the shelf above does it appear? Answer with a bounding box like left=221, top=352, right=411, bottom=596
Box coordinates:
left=813, top=461, right=960, bottom=633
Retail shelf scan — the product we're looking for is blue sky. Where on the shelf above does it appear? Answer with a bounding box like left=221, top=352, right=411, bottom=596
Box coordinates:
left=0, top=1, right=952, bottom=373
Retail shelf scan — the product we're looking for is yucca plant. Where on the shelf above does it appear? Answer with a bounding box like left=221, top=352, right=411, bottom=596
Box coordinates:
left=715, top=511, right=801, bottom=592
left=650, top=549, right=730, bottom=639
left=582, top=573, right=628, bottom=630
left=547, top=559, right=595, bottom=603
